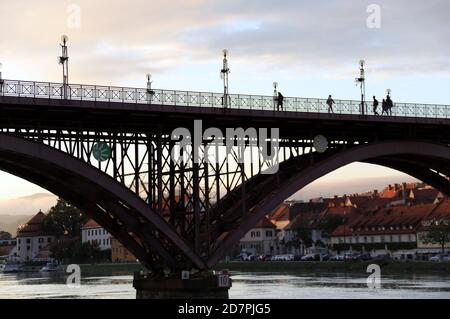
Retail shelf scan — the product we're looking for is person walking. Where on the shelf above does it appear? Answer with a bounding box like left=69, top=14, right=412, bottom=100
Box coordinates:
left=373, top=96, right=379, bottom=115
left=381, top=99, right=388, bottom=116
left=386, top=94, right=393, bottom=116
left=277, top=92, right=284, bottom=111
left=326, top=95, right=335, bottom=113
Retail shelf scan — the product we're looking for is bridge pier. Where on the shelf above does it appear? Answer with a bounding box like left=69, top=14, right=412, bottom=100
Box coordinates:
left=133, top=271, right=232, bottom=299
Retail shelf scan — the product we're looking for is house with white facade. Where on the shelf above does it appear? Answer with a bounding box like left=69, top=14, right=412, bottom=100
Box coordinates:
left=81, top=219, right=111, bottom=251
left=16, top=211, right=56, bottom=262
left=239, top=217, right=278, bottom=255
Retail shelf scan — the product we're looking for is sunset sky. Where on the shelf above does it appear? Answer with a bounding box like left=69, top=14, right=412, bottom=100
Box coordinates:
left=1, top=0, right=448, bottom=203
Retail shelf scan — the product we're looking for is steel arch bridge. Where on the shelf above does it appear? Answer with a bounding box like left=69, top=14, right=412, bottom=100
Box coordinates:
left=0, top=79, right=449, bottom=272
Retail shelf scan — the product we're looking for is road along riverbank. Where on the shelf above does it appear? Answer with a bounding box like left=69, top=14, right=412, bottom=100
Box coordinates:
left=76, top=261, right=450, bottom=277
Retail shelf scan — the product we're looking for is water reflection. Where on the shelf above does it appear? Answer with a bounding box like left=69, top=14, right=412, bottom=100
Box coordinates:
left=1, top=271, right=450, bottom=299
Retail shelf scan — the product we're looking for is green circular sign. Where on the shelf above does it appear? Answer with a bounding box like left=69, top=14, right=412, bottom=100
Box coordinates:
left=92, top=142, right=112, bottom=162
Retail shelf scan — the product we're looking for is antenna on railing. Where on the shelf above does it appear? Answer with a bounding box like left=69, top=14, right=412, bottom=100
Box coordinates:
left=220, top=49, right=230, bottom=108
left=58, top=35, right=69, bottom=99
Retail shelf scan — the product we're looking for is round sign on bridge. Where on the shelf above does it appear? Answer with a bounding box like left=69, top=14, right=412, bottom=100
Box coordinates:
left=92, top=142, right=112, bottom=162
left=313, top=135, right=328, bottom=153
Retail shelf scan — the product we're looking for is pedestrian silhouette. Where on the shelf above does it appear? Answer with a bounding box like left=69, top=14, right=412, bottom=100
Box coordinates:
left=373, top=96, right=379, bottom=115
left=381, top=99, right=388, bottom=116
left=277, top=92, right=284, bottom=111
left=326, top=95, right=335, bottom=113
left=386, top=94, right=393, bottom=116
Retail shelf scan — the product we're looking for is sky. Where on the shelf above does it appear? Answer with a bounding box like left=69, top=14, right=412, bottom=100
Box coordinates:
left=0, top=0, right=448, bottom=205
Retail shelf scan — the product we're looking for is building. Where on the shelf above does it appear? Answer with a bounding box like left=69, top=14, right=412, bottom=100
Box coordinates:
left=16, top=211, right=56, bottom=262
left=416, top=199, right=450, bottom=256
left=81, top=219, right=111, bottom=251
left=239, top=217, right=278, bottom=255
left=111, top=238, right=137, bottom=263
left=329, top=203, right=437, bottom=257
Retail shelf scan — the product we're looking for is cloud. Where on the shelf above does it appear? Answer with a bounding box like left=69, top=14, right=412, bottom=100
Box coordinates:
left=1, top=0, right=449, bottom=85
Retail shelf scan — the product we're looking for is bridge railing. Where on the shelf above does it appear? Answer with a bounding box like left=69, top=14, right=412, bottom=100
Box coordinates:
left=1, top=79, right=449, bottom=119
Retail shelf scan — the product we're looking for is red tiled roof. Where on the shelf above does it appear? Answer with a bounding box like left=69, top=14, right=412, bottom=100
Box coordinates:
left=285, top=211, right=321, bottom=230
left=409, top=188, right=440, bottom=204
left=331, top=203, right=436, bottom=237
left=418, top=199, right=450, bottom=231
left=270, top=204, right=290, bottom=222
left=17, top=211, right=54, bottom=238
left=82, top=219, right=102, bottom=229
left=254, top=217, right=277, bottom=229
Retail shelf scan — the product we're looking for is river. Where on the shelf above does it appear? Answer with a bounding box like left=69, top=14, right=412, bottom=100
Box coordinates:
left=1, top=271, right=450, bottom=299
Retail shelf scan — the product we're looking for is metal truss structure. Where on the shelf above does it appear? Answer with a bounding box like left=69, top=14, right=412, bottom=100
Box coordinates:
left=0, top=79, right=449, bottom=272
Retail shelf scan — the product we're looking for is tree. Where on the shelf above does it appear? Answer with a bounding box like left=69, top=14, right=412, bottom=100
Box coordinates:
left=294, top=218, right=313, bottom=248
left=318, top=214, right=345, bottom=235
left=50, top=238, right=107, bottom=264
left=0, top=231, right=12, bottom=240
left=421, top=221, right=450, bottom=253
left=42, top=198, right=89, bottom=238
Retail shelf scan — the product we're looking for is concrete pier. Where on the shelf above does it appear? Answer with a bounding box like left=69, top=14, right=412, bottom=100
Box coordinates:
left=133, top=271, right=232, bottom=299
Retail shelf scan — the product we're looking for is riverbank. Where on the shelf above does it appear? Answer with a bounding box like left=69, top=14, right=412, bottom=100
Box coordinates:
left=216, top=261, right=450, bottom=274
left=77, top=261, right=450, bottom=276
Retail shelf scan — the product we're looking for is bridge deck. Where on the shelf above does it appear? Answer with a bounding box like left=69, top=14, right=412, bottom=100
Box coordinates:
left=0, top=79, right=448, bottom=119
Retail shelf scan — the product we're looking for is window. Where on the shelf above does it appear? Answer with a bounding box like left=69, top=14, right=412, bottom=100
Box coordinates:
left=38, top=238, right=44, bottom=243
left=26, top=239, right=31, bottom=244
left=266, top=231, right=272, bottom=237
left=27, top=246, right=30, bottom=251
left=18, top=239, right=21, bottom=244
left=48, top=238, right=52, bottom=243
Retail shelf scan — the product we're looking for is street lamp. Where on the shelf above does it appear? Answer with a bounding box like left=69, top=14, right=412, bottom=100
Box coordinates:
left=355, top=59, right=366, bottom=116
left=0, top=62, right=3, bottom=94
left=58, top=35, right=69, bottom=99
left=146, top=73, right=155, bottom=104
left=220, top=49, right=230, bottom=108
left=273, top=81, right=278, bottom=110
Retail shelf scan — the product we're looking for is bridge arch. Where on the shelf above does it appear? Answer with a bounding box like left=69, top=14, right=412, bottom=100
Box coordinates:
left=208, top=140, right=450, bottom=267
left=0, top=133, right=206, bottom=271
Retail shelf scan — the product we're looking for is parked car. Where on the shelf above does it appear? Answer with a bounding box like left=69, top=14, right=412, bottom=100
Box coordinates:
left=301, top=254, right=318, bottom=261
left=429, top=254, right=450, bottom=262
left=329, top=255, right=345, bottom=261
left=354, top=254, right=373, bottom=261
left=320, top=254, right=331, bottom=261
left=242, top=254, right=258, bottom=261
left=258, top=254, right=272, bottom=262
left=271, top=254, right=294, bottom=261
left=373, top=254, right=392, bottom=261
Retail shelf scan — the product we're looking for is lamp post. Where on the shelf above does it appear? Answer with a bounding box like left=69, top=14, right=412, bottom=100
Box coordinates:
left=59, top=35, right=69, bottom=99
left=273, top=81, right=278, bottom=110
left=220, top=49, right=230, bottom=108
left=146, top=73, right=154, bottom=104
left=0, top=62, right=3, bottom=95
left=355, top=59, right=366, bottom=116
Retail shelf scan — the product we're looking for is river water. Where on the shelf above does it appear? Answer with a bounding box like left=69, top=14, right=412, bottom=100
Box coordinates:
left=1, top=271, right=450, bottom=299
